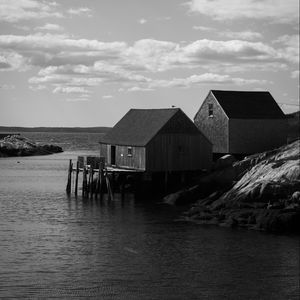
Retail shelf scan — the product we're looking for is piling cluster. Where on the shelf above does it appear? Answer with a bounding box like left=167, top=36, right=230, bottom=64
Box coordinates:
left=66, top=156, right=114, bottom=200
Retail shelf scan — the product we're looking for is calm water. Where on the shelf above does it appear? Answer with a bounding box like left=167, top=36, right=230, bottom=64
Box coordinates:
left=0, top=132, right=299, bottom=299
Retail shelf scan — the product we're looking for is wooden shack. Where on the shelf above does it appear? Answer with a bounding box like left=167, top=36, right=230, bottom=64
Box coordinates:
left=194, top=90, right=287, bottom=157
left=99, top=108, right=212, bottom=172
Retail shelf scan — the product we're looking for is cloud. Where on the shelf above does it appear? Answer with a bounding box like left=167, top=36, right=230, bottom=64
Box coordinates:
left=29, top=84, right=46, bottom=91
left=35, top=23, right=64, bottom=31
left=148, top=73, right=271, bottom=89
left=0, top=83, right=15, bottom=90
left=273, top=35, right=299, bottom=64
left=187, top=0, right=299, bottom=24
left=67, top=7, right=92, bottom=17
left=53, top=86, right=91, bottom=94
left=0, top=34, right=294, bottom=74
left=192, top=26, right=215, bottom=32
left=138, top=18, right=147, bottom=24
left=0, top=52, right=28, bottom=71
left=127, top=86, right=154, bottom=92
left=0, top=33, right=295, bottom=94
left=0, top=0, right=62, bottom=22
left=102, top=95, right=113, bottom=99
left=221, top=31, right=263, bottom=41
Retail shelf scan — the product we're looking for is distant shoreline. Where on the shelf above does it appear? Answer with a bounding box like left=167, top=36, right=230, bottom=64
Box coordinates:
left=0, top=126, right=111, bottom=134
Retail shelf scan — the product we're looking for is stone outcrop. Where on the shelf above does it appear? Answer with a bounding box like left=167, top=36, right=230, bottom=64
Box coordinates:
left=165, top=140, right=300, bottom=234
left=0, top=135, right=63, bottom=157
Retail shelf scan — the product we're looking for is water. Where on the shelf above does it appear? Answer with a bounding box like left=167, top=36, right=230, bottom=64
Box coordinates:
left=0, top=132, right=299, bottom=299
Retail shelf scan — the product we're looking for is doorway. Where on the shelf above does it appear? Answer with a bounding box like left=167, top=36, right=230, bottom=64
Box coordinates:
left=110, top=145, right=116, bottom=165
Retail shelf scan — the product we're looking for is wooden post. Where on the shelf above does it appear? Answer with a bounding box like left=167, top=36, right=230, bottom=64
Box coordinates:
left=66, top=159, right=72, bottom=195
left=95, top=158, right=104, bottom=197
left=89, top=167, right=94, bottom=197
left=82, top=167, right=87, bottom=197
left=106, top=174, right=114, bottom=201
left=112, top=172, right=115, bottom=196
left=75, top=160, right=79, bottom=196
left=87, top=166, right=91, bottom=198
left=99, top=158, right=105, bottom=200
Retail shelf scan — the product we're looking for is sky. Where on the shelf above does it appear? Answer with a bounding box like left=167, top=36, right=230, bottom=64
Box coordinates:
left=0, top=0, right=299, bottom=127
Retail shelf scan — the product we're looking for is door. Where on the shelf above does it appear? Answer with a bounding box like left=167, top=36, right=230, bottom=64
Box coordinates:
left=110, top=145, right=116, bottom=165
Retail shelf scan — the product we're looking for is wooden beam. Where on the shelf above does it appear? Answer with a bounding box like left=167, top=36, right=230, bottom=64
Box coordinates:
left=66, top=159, right=72, bottom=195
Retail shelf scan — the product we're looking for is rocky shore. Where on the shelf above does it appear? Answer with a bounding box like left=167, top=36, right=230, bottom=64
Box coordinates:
left=164, top=140, right=300, bottom=234
left=0, top=135, right=63, bottom=157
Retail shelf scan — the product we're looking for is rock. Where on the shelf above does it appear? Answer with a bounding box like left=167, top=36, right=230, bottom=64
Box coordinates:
left=291, top=191, right=300, bottom=203
left=0, top=135, right=63, bottom=157
left=182, top=139, right=300, bottom=234
left=214, top=154, right=236, bottom=170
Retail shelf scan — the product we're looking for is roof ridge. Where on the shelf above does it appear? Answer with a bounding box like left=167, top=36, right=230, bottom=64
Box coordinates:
left=211, top=89, right=270, bottom=93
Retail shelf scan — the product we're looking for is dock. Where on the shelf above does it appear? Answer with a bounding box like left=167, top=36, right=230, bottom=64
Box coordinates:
left=65, top=156, right=144, bottom=199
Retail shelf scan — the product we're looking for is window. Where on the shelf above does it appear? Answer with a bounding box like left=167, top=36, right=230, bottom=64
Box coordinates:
left=178, top=145, right=187, bottom=155
left=127, top=147, right=133, bottom=157
left=208, top=103, right=214, bottom=117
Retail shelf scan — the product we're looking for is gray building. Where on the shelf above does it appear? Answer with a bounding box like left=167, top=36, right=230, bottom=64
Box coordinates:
left=100, top=108, right=212, bottom=172
left=194, top=90, right=287, bottom=156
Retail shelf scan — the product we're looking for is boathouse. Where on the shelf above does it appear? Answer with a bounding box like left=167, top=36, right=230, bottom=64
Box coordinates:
left=194, top=90, right=287, bottom=157
left=99, top=108, right=212, bottom=172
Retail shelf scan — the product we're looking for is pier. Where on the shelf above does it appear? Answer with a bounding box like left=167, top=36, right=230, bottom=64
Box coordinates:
left=66, top=156, right=144, bottom=199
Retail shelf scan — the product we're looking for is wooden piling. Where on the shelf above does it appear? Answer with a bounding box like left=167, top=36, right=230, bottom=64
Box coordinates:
left=106, top=173, right=114, bottom=201
left=96, top=157, right=105, bottom=198
left=82, top=166, right=87, bottom=197
left=66, top=159, right=72, bottom=195
left=89, top=167, right=94, bottom=197
left=75, top=160, right=79, bottom=196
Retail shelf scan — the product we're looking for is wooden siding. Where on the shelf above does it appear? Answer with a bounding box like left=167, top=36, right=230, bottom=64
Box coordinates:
left=99, top=143, right=110, bottom=163
left=115, top=145, right=146, bottom=170
left=100, top=143, right=146, bottom=170
left=228, top=118, right=288, bottom=154
left=146, top=133, right=212, bottom=172
left=194, top=92, right=229, bottom=153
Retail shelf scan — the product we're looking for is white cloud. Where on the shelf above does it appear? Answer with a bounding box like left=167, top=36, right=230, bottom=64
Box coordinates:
left=67, top=7, right=92, bottom=17
left=127, top=86, right=154, bottom=92
left=273, top=35, right=299, bottom=64
left=0, top=83, right=15, bottom=90
left=192, top=26, right=215, bottom=32
left=221, top=31, right=263, bottom=41
left=0, top=0, right=62, bottom=22
left=138, top=18, right=147, bottom=25
left=102, top=95, right=113, bottom=99
left=187, top=0, right=299, bottom=24
left=53, top=86, right=91, bottom=94
left=35, top=23, right=63, bottom=31
left=0, top=52, right=28, bottom=71
left=0, top=33, right=295, bottom=93
left=149, top=73, right=270, bottom=89
left=0, top=34, right=294, bottom=74
left=29, top=84, right=46, bottom=91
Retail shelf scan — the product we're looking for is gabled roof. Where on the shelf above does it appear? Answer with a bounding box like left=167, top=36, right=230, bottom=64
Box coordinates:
left=210, top=90, right=285, bottom=119
left=100, top=108, right=186, bottom=146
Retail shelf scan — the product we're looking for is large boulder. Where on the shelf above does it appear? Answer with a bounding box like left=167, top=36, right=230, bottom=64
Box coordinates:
left=0, top=135, right=63, bottom=157
left=214, top=154, right=236, bottom=170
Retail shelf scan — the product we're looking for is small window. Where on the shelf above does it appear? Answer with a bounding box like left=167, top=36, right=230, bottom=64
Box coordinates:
left=178, top=145, right=186, bottom=155
left=208, top=103, right=214, bottom=117
left=127, top=147, right=133, bottom=157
